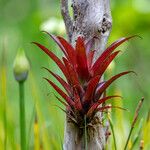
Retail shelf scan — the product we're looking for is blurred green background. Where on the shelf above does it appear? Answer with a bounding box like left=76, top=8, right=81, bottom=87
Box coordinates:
left=0, top=0, right=150, bottom=149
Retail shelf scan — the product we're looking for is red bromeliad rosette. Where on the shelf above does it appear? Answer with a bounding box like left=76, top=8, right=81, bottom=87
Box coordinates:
left=33, top=32, right=136, bottom=126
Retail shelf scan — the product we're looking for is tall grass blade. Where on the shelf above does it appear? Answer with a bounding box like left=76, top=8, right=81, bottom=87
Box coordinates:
left=108, top=118, right=117, bottom=150
left=1, top=38, right=7, bottom=150
left=142, top=110, right=150, bottom=149
left=124, top=97, right=144, bottom=150
left=130, top=118, right=143, bottom=150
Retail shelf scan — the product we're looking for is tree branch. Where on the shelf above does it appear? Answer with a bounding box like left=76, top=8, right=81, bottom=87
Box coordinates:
left=61, top=0, right=73, bottom=42
left=63, top=0, right=112, bottom=149
left=94, top=0, right=112, bottom=61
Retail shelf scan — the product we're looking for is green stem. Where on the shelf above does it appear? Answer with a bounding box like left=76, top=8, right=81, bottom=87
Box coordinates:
left=124, top=98, right=144, bottom=150
left=2, top=68, right=7, bottom=150
left=19, top=82, right=26, bottom=150
left=124, top=127, right=134, bottom=150
left=4, top=98, right=7, bottom=150
left=2, top=41, right=7, bottom=150
left=84, top=115, right=88, bottom=150
left=109, top=118, right=117, bottom=150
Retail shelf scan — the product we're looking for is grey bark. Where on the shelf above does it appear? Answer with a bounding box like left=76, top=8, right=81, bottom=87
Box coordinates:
left=61, top=0, right=112, bottom=149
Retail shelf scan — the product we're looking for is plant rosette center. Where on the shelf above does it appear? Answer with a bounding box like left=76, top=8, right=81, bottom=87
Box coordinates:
left=33, top=32, right=135, bottom=127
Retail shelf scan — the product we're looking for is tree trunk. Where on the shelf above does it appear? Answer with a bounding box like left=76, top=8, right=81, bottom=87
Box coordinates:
left=61, top=0, right=112, bottom=149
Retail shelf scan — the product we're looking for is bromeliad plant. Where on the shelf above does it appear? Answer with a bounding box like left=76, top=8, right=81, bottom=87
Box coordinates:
left=33, top=32, right=135, bottom=127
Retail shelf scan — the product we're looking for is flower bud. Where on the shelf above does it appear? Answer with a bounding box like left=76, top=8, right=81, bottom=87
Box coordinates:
left=13, top=48, right=30, bottom=82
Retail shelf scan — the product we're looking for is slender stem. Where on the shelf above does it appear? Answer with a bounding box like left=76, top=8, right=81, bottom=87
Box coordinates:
left=124, top=127, right=134, bottom=150
left=19, top=81, right=26, bottom=150
left=124, top=98, right=144, bottom=150
left=2, top=37, right=7, bottom=150
left=109, top=118, right=117, bottom=150
left=4, top=97, right=7, bottom=150
left=2, top=67, right=7, bottom=150
left=84, top=115, right=88, bottom=150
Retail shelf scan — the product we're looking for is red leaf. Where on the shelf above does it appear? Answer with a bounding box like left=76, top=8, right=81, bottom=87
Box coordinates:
left=57, top=36, right=77, bottom=67
left=83, top=75, right=100, bottom=105
left=87, top=50, right=95, bottom=69
left=73, top=88, right=83, bottom=111
left=43, top=67, right=71, bottom=96
left=97, top=95, right=122, bottom=105
left=95, top=71, right=134, bottom=100
left=76, top=37, right=89, bottom=80
left=92, top=36, right=136, bottom=72
left=33, top=42, right=69, bottom=80
left=44, top=78, right=75, bottom=107
left=42, top=31, right=68, bottom=57
left=97, top=105, right=127, bottom=112
left=107, top=36, right=139, bottom=56
left=93, top=51, right=121, bottom=76
left=87, top=96, right=121, bottom=117
left=63, top=57, right=84, bottom=94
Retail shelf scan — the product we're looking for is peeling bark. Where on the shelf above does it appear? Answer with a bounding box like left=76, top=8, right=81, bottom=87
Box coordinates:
left=61, top=0, right=112, bottom=149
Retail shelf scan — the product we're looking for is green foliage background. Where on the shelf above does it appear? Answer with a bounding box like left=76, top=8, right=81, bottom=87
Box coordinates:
left=0, top=0, right=149, bottom=149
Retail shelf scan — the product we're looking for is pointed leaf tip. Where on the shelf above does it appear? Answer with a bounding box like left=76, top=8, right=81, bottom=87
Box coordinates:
left=95, top=71, right=134, bottom=100
left=92, top=50, right=121, bottom=76
left=97, top=105, right=128, bottom=112
left=92, top=35, right=140, bottom=73
left=33, top=42, right=69, bottom=80
left=43, top=77, right=74, bottom=107
left=43, top=67, right=71, bottom=95
left=87, top=95, right=122, bottom=117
